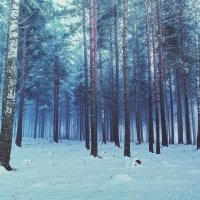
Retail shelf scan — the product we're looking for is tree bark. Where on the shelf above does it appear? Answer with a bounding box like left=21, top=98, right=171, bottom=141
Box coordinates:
left=82, top=0, right=90, bottom=150
left=0, top=0, right=20, bottom=171
left=195, top=12, right=200, bottom=149
left=135, top=29, right=141, bottom=144
left=54, top=54, right=59, bottom=143
left=114, top=0, right=120, bottom=148
left=156, top=0, right=167, bottom=147
left=99, top=53, right=106, bottom=145
left=151, top=0, right=160, bottom=154
left=144, top=0, right=154, bottom=153
left=175, top=68, right=183, bottom=144
left=90, top=0, right=98, bottom=157
left=179, top=0, right=191, bottom=145
left=168, top=67, right=174, bottom=144
left=16, top=2, right=28, bottom=147
left=33, top=98, right=39, bottom=139
left=123, top=0, right=131, bottom=157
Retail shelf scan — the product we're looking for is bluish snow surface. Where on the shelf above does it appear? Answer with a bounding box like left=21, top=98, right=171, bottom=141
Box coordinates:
left=1, top=138, right=200, bottom=200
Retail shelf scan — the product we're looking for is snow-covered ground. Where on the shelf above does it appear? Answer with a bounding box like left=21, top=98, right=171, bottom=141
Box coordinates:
left=1, top=138, right=200, bottom=200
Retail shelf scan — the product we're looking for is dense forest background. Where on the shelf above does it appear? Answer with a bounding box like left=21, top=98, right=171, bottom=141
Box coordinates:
left=0, top=0, right=200, bottom=156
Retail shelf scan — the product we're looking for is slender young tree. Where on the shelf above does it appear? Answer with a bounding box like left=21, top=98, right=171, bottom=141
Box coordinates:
left=90, top=0, right=98, bottom=157
left=0, top=0, right=20, bottom=171
left=82, top=0, right=90, bottom=150
left=123, top=0, right=131, bottom=157
left=151, top=0, right=160, bottom=154
left=144, top=0, right=154, bottom=153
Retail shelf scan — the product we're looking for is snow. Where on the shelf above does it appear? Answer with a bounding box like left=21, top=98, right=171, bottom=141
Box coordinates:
left=1, top=138, right=200, bottom=200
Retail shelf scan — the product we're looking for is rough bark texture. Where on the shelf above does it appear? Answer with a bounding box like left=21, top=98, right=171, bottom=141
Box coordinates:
left=90, top=0, right=98, bottom=157
left=156, top=0, right=168, bottom=147
left=175, top=68, right=183, bottom=144
left=151, top=0, right=160, bottom=154
left=82, top=0, right=90, bottom=150
left=123, top=0, right=131, bottom=157
left=100, top=53, right=106, bottom=145
left=114, top=1, right=120, bottom=148
left=54, top=54, right=59, bottom=143
left=144, top=0, right=154, bottom=153
left=179, top=0, right=191, bottom=145
left=168, top=67, right=174, bottom=144
left=109, top=28, right=114, bottom=143
left=0, top=0, right=20, bottom=171
left=16, top=3, right=28, bottom=147
left=33, top=98, right=39, bottom=139
left=195, top=14, right=200, bottom=149
left=135, top=31, right=141, bottom=144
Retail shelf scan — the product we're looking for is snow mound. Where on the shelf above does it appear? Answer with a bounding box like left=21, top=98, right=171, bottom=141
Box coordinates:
left=125, top=157, right=141, bottom=168
left=111, top=174, right=133, bottom=182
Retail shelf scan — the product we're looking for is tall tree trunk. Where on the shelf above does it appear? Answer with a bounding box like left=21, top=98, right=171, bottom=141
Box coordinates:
left=82, top=0, right=90, bottom=150
left=175, top=68, right=183, bottom=144
left=41, top=108, right=45, bottom=139
left=66, top=95, right=70, bottom=139
left=135, top=30, right=141, bottom=144
left=16, top=3, right=28, bottom=147
left=90, top=0, right=98, bottom=157
left=168, top=67, right=174, bottom=144
left=156, top=0, right=167, bottom=147
left=0, top=0, right=20, bottom=171
left=144, top=0, right=154, bottom=153
left=195, top=12, right=200, bottom=149
left=151, top=0, right=160, bottom=154
left=109, top=28, right=114, bottom=143
left=114, top=0, right=120, bottom=148
left=179, top=0, right=191, bottom=145
left=123, top=0, right=131, bottom=157
left=100, top=53, right=106, bottom=145
left=33, top=98, right=39, bottom=139
left=54, top=54, right=59, bottom=143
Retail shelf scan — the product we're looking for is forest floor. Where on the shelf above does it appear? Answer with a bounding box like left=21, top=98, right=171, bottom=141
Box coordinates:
left=0, top=138, right=200, bottom=200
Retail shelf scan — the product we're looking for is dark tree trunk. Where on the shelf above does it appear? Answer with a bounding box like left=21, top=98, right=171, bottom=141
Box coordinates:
left=123, top=0, right=131, bottom=157
left=151, top=0, right=160, bottom=154
left=135, top=29, right=141, bottom=144
left=195, top=14, right=200, bottom=149
left=54, top=54, right=59, bottom=143
left=16, top=4, right=28, bottom=147
left=156, top=0, right=167, bottom=147
left=33, top=98, right=39, bottom=139
left=144, top=0, right=154, bottom=153
left=90, top=0, right=98, bottom=157
left=41, top=109, right=45, bottom=139
left=109, top=28, right=114, bottom=143
left=100, top=53, right=106, bottom=145
left=66, top=95, right=70, bottom=140
left=179, top=0, right=191, bottom=145
left=175, top=68, right=183, bottom=144
left=113, top=0, right=120, bottom=148
left=82, top=0, right=90, bottom=150
left=168, top=67, right=174, bottom=144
